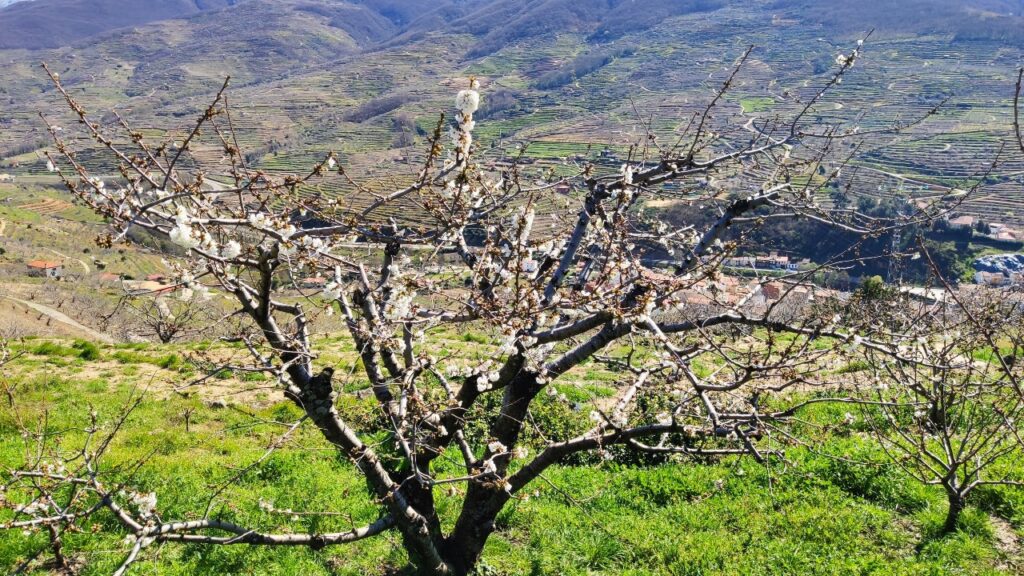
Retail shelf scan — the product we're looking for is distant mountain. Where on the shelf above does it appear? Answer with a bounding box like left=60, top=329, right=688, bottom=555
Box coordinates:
left=6, top=0, right=1024, bottom=54
left=385, top=0, right=726, bottom=56
left=770, top=0, right=1024, bottom=42
left=0, top=0, right=240, bottom=49
left=1, top=0, right=1022, bottom=237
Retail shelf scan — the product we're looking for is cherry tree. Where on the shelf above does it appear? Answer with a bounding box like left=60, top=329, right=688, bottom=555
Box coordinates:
left=1, top=43, right=999, bottom=575
left=851, top=243, right=1024, bottom=534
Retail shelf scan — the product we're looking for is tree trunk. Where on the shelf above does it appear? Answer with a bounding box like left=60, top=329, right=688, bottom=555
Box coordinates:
left=439, top=508, right=495, bottom=576
left=943, top=491, right=965, bottom=534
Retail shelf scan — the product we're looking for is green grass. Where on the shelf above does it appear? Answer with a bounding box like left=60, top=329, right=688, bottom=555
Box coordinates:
left=110, top=349, right=185, bottom=371
left=0, top=342, right=1021, bottom=575
left=739, top=97, right=776, bottom=114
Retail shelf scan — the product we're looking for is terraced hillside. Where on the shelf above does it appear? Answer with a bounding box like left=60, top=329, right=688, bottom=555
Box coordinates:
left=0, top=0, right=1022, bottom=229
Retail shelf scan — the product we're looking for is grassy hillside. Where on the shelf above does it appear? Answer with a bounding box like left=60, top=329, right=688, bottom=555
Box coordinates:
left=2, top=1, right=1023, bottom=233
left=1, top=337, right=1022, bottom=574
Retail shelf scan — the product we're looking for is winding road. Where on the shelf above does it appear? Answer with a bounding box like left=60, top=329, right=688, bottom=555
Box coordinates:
left=3, top=295, right=114, bottom=343
left=47, top=248, right=90, bottom=273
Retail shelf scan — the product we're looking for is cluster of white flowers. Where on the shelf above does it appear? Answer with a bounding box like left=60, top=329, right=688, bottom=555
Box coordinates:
left=453, top=78, right=480, bottom=161
left=247, top=212, right=296, bottom=240
left=245, top=211, right=328, bottom=260
left=79, top=178, right=128, bottom=213
left=247, top=211, right=273, bottom=230
left=479, top=440, right=507, bottom=475
left=620, top=163, right=634, bottom=186
left=169, top=206, right=201, bottom=250
left=176, top=268, right=211, bottom=302
left=323, top=266, right=343, bottom=301
left=475, top=368, right=503, bottom=392
left=380, top=257, right=416, bottom=321
left=833, top=40, right=863, bottom=84
left=168, top=204, right=227, bottom=257
left=514, top=206, right=535, bottom=247
left=129, top=491, right=158, bottom=519
left=221, top=240, right=242, bottom=260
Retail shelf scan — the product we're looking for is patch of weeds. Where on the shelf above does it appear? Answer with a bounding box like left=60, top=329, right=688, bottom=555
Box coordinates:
left=156, top=354, right=183, bottom=370
left=73, top=340, right=101, bottom=361
left=835, top=360, right=870, bottom=374
left=462, top=332, right=489, bottom=344
left=112, top=350, right=147, bottom=365
left=240, top=371, right=269, bottom=382
left=31, top=341, right=77, bottom=357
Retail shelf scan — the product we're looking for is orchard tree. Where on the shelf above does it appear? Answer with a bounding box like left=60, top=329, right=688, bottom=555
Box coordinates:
left=855, top=252, right=1024, bottom=533
left=103, top=289, right=216, bottom=344
left=0, top=42, right=1007, bottom=575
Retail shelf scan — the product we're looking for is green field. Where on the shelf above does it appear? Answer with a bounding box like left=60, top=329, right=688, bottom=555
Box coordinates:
left=1, top=339, right=1021, bottom=575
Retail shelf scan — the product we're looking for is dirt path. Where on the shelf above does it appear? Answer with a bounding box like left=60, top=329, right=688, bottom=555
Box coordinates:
left=0, top=218, right=6, bottom=237
left=47, top=248, right=90, bottom=273
left=991, top=515, right=1022, bottom=572
left=2, top=296, right=113, bottom=343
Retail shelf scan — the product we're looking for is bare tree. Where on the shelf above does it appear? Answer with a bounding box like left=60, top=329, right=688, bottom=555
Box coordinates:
left=2, top=42, right=1005, bottom=575
left=107, top=289, right=214, bottom=344
left=856, top=264, right=1024, bottom=533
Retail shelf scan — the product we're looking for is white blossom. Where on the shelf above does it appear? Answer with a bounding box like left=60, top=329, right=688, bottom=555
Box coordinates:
left=455, top=89, right=480, bottom=115
left=130, top=491, right=158, bottom=519
left=248, top=212, right=272, bottom=230
left=175, top=206, right=191, bottom=226
left=620, top=164, right=634, bottom=185
left=169, top=224, right=200, bottom=250
left=220, top=240, right=242, bottom=260
left=279, top=224, right=297, bottom=241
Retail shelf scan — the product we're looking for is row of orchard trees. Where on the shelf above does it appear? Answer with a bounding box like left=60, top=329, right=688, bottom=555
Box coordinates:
left=1, top=46, right=1024, bottom=575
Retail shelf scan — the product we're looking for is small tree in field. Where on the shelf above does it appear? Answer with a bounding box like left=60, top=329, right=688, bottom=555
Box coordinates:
left=2, top=43, right=1016, bottom=575
left=109, top=291, right=214, bottom=344
left=856, top=266, right=1024, bottom=533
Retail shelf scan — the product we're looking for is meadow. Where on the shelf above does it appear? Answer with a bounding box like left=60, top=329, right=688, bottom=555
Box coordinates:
left=1, top=336, right=1022, bottom=575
